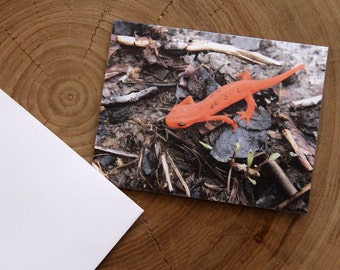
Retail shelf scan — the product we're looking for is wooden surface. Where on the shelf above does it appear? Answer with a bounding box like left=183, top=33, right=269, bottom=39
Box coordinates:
left=0, top=1, right=339, bottom=269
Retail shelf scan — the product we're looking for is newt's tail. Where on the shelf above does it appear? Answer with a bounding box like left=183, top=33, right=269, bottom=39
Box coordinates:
left=252, top=64, right=305, bottom=93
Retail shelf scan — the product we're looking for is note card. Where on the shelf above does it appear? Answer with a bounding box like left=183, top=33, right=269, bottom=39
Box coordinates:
left=0, top=89, right=143, bottom=270
left=94, top=21, right=328, bottom=214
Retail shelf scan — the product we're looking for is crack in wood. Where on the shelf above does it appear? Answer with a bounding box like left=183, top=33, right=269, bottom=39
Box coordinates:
left=157, top=0, right=175, bottom=23
left=3, top=28, right=53, bottom=83
left=84, top=3, right=111, bottom=60
left=141, top=214, right=173, bottom=269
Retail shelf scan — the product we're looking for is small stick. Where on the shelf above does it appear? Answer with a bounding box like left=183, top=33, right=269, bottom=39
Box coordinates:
left=226, top=145, right=237, bottom=195
left=226, top=162, right=233, bottom=196
left=282, top=129, right=313, bottom=171
left=266, top=160, right=298, bottom=196
left=291, top=95, right=322, bottom=109
left=146, top=83, right=178, bottom=87
left=115, top=35, right=282, bottom=66
left=228, top=179, right=239, bottom=204
left=105, top=71, right=121, bottom=80
left=233, top=163, right=261, bottom=177
left=165, top=130, right=224, bottom=182
left=280, top=113, right=315, bottom=167
left=165, top=128, right=195, bottom=148
left=94, top=145, right=138, bottom=158
left=101, top=86, right=159, bottom=106
left=179, top=145, right=202, bottom=179
left=186, top=40, right=282, bottom=66
left=116, top=35, right=159, bottom=48
left=109, top=158, right=139, bottom=172
left=137, top=148, right=154, bottom=189
left=161, top=153, right=173, bottom=192
left=92, top=160, right=109, bottom=178
left=166, top=152, right=191, bottom=197
left=274, top=182, right=311, bottom=210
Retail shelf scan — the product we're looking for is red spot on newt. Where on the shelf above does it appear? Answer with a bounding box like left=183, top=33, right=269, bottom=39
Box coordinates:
left=165, top=64, right=305, bottom=130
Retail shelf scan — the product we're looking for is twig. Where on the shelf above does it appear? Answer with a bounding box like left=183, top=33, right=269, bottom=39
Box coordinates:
left=115, top=35, right=282, bottom=66
left=186, top=40, right=282, bottom=66
left=280, top=113, right=315, bottom=169
left=119, top=82, right=177, bottom=87
left=226, top=162, right=233, bottom=196
left=282, top=128, right=314, bottom=171
left=179, top=145, right=203, bottom=179
left=105, top=71, right=121, bottom=80
left=228, top=179, right=239, bottom=204
left=101, top=86, right=159, bottom=106
left=266, top=160, right=298, bottom=196
left=94, top=145, right=138, bottom=158
left=274, top=182, right=311, bottom=210
left=116, top=35, right=160, bottom=48
left=105, top=63, right=129, bottom=80
left=166, top=151, right=191, bottom=197
left=290, top=95, right=322, bottom=108
left=109, top=158, right=139, bottom=172
left=137, top=147, right=154, bottom=189
left=146, top=83, right=178, bottom=87
left=233, top=163, right=261, bottom=177
left=165, top=128, right=195, bottom=148
left=118, top=66, right=142, bottom=83
left=92, top=160, right=109, bottom=178
left=226, top=145, right=238, bottom=195
left=161, top=153, right=173, bottom=192
left=185, top=145, right=226, bottom=183
left=165, top=129, right=224, bottom=182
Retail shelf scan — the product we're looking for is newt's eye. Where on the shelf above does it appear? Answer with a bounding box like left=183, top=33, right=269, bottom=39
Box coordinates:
left=178, top=122, right=186, bottom=127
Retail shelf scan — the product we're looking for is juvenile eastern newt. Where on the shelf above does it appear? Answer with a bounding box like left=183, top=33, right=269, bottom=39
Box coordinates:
left=165, top=64, right=305, bottom=130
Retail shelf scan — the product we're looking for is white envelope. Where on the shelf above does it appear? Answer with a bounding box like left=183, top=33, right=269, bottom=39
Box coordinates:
left=0, top=89, right=143, bottom=270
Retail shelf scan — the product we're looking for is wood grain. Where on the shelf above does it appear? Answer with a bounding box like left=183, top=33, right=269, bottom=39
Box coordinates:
left=0, top=0, right=339, bottom=269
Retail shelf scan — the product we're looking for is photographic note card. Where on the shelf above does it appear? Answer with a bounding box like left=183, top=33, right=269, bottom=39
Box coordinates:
left=94, top=21, right=328, bottom=214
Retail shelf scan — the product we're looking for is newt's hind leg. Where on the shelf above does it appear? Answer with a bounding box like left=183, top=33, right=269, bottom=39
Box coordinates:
left=237, top=93, right=256, bottom=125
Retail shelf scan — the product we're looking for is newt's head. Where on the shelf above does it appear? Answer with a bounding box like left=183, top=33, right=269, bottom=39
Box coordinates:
left=165, top=103, right=200, bottom=129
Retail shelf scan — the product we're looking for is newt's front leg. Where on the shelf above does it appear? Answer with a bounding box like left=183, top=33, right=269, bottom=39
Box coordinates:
left=237, top=93, right=256, bottom=125
left=204, top=115, right=238, bottom=130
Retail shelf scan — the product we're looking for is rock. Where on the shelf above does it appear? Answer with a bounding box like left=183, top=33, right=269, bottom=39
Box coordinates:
left=210, top=107, right=272, bottom=162
left=230, top=36, right=261, bottom=51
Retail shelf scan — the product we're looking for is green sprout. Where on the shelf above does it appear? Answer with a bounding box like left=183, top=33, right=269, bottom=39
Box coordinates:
left=257, top=152, right=281, bottom=169
left=247, top=149, right=254, bottom=168
left=247, top=177, right=257, bottom=185
left=289, top=151, right=298, bottom=157
left=268, top=152, right=281, bottom=162
left=235, top=141, right=241, bottom=152
left=199, top=140, right=213, bottom=150
left=227, top=142, right=281, bottom=191
left=245, top=150, right=281, bottom=185
left=246, top=150, right=256, bottom=185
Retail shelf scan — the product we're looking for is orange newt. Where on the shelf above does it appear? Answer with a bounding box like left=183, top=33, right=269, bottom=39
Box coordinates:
left=165, top=64, right=305, bottom=130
